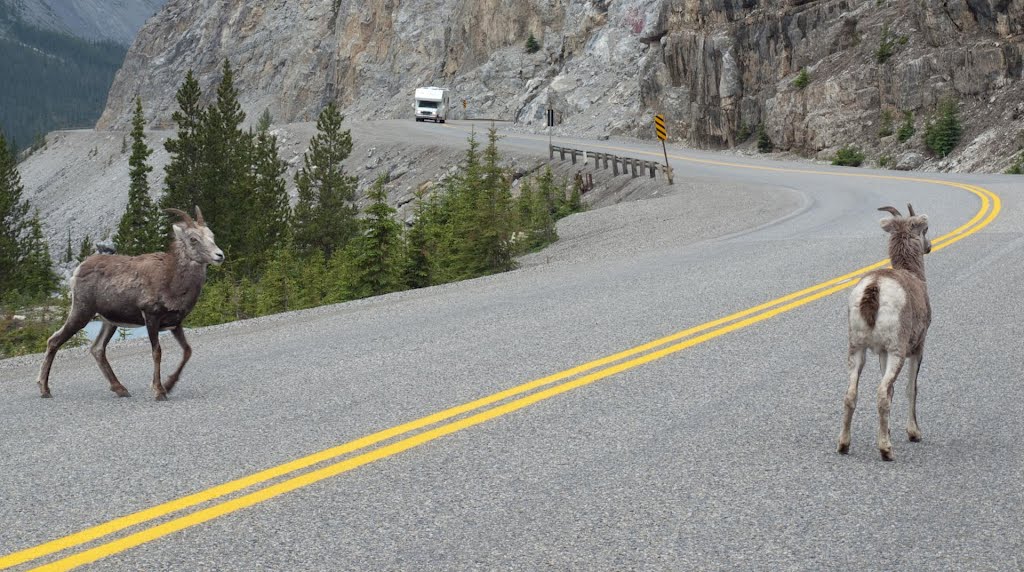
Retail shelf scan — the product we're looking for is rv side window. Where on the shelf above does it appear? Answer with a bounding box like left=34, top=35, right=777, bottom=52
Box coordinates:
left=418, top=100, right=439, bottom=109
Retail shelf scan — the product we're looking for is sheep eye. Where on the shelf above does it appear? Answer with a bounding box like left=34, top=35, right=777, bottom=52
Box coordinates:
left=189, top=237, right=199, bottom=244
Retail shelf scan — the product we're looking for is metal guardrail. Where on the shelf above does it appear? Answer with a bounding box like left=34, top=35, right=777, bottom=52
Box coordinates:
left=549, top=145, right=673, bottom=181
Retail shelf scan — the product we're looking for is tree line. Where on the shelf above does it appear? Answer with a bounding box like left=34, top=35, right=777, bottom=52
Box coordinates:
left=1, top=60, right=584, bottom=354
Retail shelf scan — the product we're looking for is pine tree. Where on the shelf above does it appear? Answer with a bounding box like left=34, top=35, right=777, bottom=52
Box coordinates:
left=0, top=129, right=58, bottom=301
left=292, top=102, right=359, bottom=260
left=63, top=228, right=73, bottom=263
left=756, top=124, right=774, bottom=153
left=76, top=234, right=94, bottom=263
left=199, top=60, right=250, bottom=256
left=162, top=70, right=205, bottom=212
left=114, top=97, right=165, bottom=256
left=403, top=190, right=434, bottom=288
left=239, top=113, right=290, bottom=276
left=475, top=126, right=515, bottom=274
left=525, top=32, right=541, bottom=54
left=339, top=176, right=405, bottom=300
left=924, top=99, right=961, bottom=158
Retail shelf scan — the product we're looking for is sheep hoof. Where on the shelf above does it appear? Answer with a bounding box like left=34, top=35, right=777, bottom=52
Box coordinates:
left=154, top=393, right=168, bottom=401
left=40, top=391, right=52, bottom=398
left=879, top=449, right=895, bottom=461
left=837, top=442, right=850, bottom=455
left=112, top=387, right=131, bottom=398
left=908, top=433, right=922, bottom=442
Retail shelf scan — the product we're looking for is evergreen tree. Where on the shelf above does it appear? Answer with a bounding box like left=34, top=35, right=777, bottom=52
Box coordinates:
left=239, top=114, right=291, bottom=275
left=256, top=246, right=298, bottom=315
left=403, top=190, right=434, bottom=289
left=476, top=126, right=515, bottom=274
left=897, top=111, right=915, bottom=142
left=924, top=99, right=961, bottom=158
left=76, top=234, right=94, bottom=263
left=0, top=129, right=57, bottom=301
left=162, top=70, right=205, bottom=212
left=756, top=124, right=774, bottom=153
left=292, top=102, right=359, bottom=260
left=339, top=176, right=405, bottom=300
left=114, top=97, right=164, bottom=255
left=525, top=32, right=541, bottom=54
left=198, top=60, right=250, bottom=255
left=63, top=228, right=73, bottom=263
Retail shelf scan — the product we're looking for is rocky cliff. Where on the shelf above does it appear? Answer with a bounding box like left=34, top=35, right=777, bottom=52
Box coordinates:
left=97, top=0, right=1024, bottom=172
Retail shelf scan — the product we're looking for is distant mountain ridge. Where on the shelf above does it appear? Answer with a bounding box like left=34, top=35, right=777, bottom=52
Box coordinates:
left=3, top=0, right=165, bottom=46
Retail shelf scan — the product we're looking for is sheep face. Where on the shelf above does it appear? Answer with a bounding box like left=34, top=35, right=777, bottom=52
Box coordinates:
left=174, top=223, right=224, bottom=265
left=879, top=214, right=930, bottom=255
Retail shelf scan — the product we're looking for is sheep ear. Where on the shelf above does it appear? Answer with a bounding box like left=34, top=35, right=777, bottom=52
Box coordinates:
left=879, top=218, right=897, bottom=233
left=172, top=223, right=186, bottom=239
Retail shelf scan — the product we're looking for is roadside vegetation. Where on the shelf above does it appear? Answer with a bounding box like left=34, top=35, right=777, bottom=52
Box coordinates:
left=0, top=61, right=584, bottom=356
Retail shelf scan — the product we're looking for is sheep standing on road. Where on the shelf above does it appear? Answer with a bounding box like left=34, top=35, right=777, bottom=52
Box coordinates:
left=838, top=204, right=931, bottom=461
left=36, top=207, right=224, bottom=400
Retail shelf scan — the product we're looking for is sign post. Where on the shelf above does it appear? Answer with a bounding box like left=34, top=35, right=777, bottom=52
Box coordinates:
left=654, top=114, right=673, bottom=184
left=547, top=108, right=555, bottom=159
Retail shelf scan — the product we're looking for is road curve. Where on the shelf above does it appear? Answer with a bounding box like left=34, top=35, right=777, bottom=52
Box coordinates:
left=1, top=121, right=1022, bottom=571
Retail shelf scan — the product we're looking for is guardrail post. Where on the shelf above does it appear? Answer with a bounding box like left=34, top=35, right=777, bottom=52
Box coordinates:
left=593, top=153, right=600, bottom=169
left=648, top=161, right=656, bottom=178
left=559, top=147, right=565, bottom=161
left=612, top=156, right=619, bottom=176
left=570, top=149, right=577, bottom=164
left=602, top=154, right=609, bottom=169
left=630, top=158, right=638, bottom=178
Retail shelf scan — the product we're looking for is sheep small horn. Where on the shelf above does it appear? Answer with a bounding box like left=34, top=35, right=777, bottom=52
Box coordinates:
left=165, top=208, right=195, bottom=226
left=194, top=206, right=205, bottom=225
left=906, top=203, right=916, bottom=217
left=878, top=206, right=902, bottom=217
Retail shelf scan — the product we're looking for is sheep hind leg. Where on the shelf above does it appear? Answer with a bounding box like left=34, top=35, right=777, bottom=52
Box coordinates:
left=838, top=346, right=866, bottom=454
left=877, top=355, right=905, bottom=461
left=36, top=310, right=93, bottom=398
left=162, top=326, right=191, bottom=394
left=144, top=315, right=168, bottom=401
left=906, top=353, right=923, bottom=442
left=91, top=320, right=130, bottom=397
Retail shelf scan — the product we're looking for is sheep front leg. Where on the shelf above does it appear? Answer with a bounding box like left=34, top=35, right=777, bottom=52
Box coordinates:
left=163, top=326, right=191, bottom=394
left=838, top=346, right=866, bottom=454
left=144, top=316, right=168, bottom=401
left=906, top=353, right=923, bottom=442
left=877, top=355, right=905, bottom=461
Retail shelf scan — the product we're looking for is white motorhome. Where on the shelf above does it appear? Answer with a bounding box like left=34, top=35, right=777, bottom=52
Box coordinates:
left=413, top=86, right=449, bottom=123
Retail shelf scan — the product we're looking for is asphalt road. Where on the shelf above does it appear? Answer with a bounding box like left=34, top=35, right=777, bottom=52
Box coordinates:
left=2, top=120, right=1022, bottom=571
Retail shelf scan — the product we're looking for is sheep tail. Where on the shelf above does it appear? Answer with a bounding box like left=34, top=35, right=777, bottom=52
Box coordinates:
left=859, top=281, right=880, bottom=329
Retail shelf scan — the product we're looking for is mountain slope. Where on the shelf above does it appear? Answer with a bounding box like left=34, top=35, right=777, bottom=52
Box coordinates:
left=0, top=3, right=126, bottom=151
left=96, top=0, right=1024, bottom=173
left=4, top=0, right=164, bottom=46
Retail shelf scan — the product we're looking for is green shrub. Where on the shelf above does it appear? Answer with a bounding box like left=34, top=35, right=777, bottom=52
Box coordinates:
left=832, top=146, right=865, bottom=167
left=736, top=122, right=752, bottom=143
left=924, top=99, right=961, bottom=158
left=525, top=33, right=540, bottom=54
left=878, top=109, right=894, bottom=137
left=793, top=68, right=811, bottom=89
left=897, top=111, right=915, bottom=142
left=756, top=125, right=773, bottom=153
left=876, top=25, right=895, bottom=64
left=878, top=155, right=893, bottom=168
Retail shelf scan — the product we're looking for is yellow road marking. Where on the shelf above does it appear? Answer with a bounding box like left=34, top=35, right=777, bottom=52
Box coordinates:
left=2, top=143, right=1001, bottom=570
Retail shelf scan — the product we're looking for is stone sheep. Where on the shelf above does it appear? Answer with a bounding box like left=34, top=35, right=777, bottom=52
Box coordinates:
left=838, top=204, right=931, bottom=461
left=37, top=207, right=223, bottom=400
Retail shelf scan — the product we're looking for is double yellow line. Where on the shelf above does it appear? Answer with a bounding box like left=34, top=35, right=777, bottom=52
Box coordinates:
left=1, top=162, right=1000, bottom=570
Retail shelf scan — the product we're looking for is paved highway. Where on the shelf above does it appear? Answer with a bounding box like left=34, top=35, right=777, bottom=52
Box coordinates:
left=1, top=120, right=1021, bottom=570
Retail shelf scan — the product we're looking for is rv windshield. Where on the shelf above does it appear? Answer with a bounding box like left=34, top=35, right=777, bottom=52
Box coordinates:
left=417, top=100, right=439, bottom=109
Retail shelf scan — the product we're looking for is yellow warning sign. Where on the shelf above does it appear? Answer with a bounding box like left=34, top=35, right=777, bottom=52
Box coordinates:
left=654, top=114, right=667, bottom=141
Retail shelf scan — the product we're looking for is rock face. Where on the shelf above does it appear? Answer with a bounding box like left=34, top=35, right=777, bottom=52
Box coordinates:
left=96, top=0, right=1024, bottom=172
left=5, top=0, right=166, bottom=46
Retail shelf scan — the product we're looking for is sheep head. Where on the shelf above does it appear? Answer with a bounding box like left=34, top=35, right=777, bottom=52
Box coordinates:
left=166, top=207, right=225, bottom=265
left=878, top=203, right=931, bottom=255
